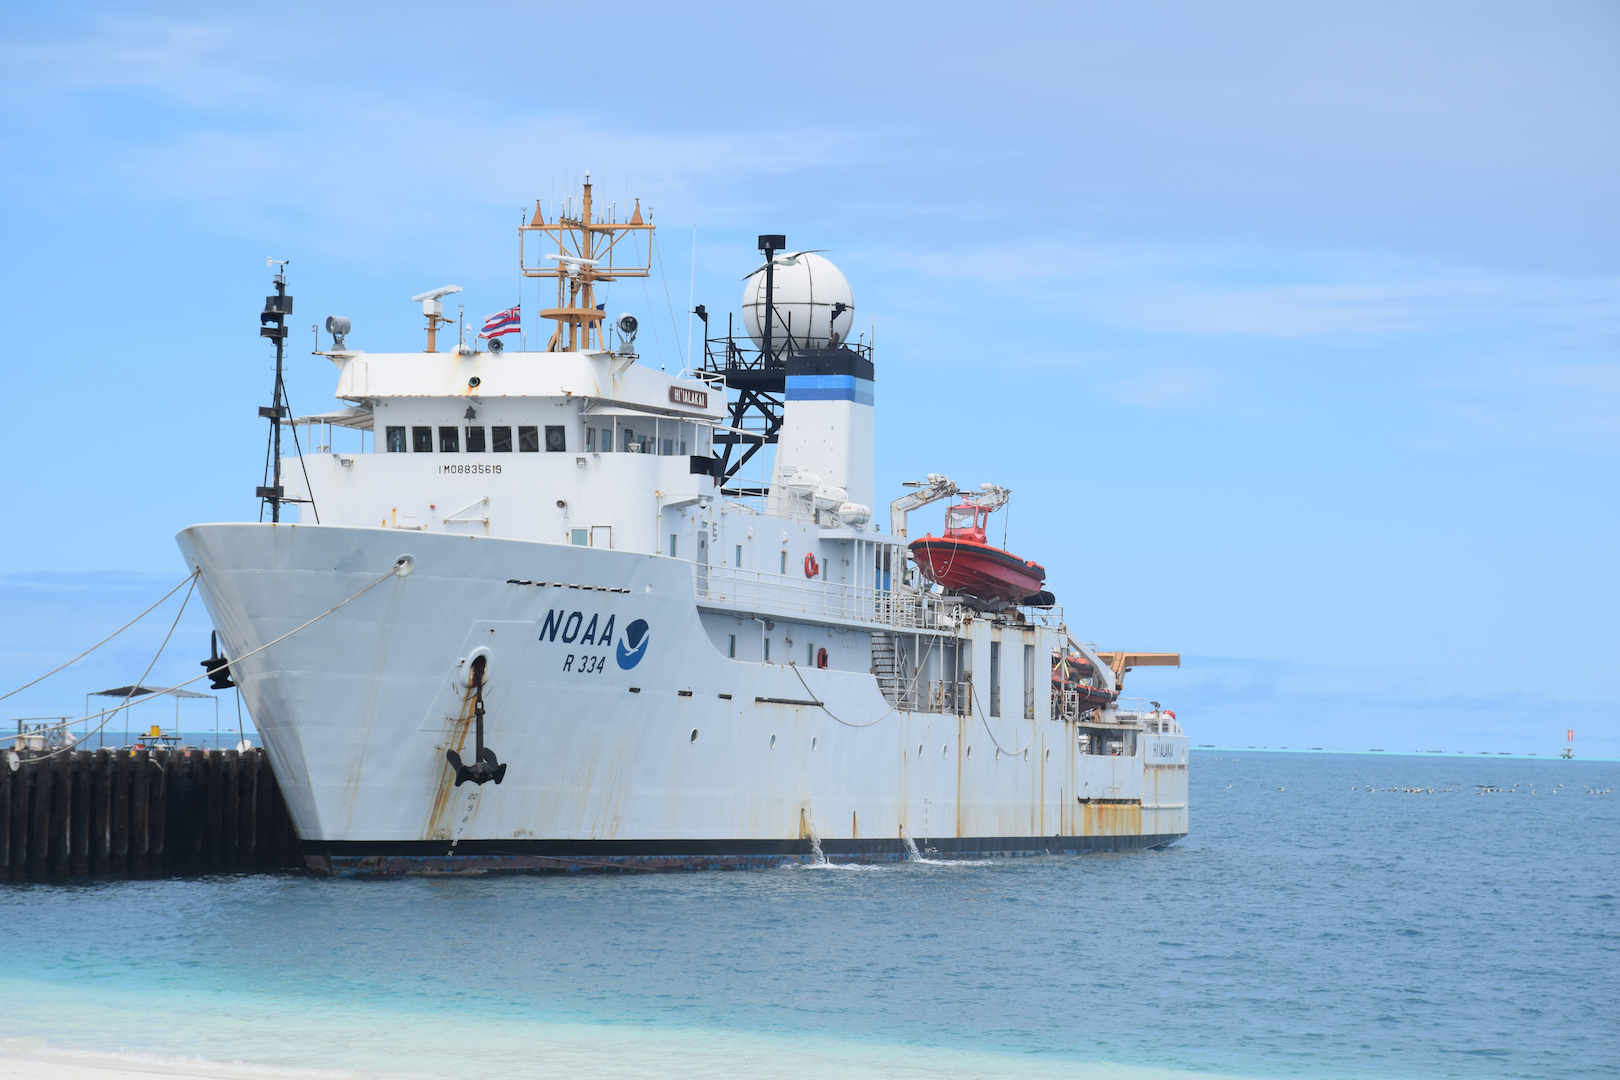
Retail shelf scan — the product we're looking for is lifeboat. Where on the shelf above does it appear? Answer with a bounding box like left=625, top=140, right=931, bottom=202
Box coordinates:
left=908, top=502, right=1046, bottom=603
left=1052, top=646, right=1118, bottom=710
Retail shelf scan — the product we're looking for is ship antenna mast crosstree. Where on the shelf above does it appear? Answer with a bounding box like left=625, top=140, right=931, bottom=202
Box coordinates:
left=519, top=170, right=654, bottom=353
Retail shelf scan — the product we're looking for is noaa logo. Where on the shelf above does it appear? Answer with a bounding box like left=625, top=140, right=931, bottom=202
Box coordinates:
left=616, top=619, right=650, bottom=670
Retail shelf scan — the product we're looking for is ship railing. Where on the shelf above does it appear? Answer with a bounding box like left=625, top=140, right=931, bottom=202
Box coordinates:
left=874, top=671, right=918, bottom=711
left=677, top=367, right=729, bottom=390
left=700, top=332, right=874, bottom=373
left=715, top=491, right=821, bottom=523
left=924, top=680, right=972, bottom=717
left=1113, top=697, right=1183, bottom=735
left=696, top=563, right=884, bottom=624
left=10, top=717, right=79, bottom=755
left=694, top=565, right=954, bottom=631
left=1052, top=691, right=1100, bottom=723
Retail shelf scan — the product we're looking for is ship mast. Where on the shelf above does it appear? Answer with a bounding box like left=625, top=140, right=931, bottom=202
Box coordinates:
left=519, top=171, right=654, bottom=352
left=256, top=261, right=292, bottom=522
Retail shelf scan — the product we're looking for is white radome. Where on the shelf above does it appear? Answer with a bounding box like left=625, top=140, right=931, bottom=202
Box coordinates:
left=743, top=252, right=855, bottom=351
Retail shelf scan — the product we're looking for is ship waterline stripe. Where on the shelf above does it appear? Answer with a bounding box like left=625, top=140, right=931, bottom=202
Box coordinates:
left=303, top=833, right=1188, bottom=875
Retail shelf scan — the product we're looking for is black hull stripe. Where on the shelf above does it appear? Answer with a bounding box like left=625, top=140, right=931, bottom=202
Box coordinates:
left=302, top=834, right=1186, bottom=876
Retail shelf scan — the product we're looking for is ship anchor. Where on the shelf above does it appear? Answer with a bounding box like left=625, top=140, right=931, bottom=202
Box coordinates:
left=446, top=655, right=507, bottom=786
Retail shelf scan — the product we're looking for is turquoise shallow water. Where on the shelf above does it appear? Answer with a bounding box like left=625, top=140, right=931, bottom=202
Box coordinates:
left=1, top=750, right=1616, bottom=1080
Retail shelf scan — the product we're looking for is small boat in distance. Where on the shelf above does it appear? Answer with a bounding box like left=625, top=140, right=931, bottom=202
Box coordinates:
left=908, top=486, right=1046, bottom=606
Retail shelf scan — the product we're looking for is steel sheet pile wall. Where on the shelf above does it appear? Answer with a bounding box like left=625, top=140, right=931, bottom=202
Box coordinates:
left=0, top=748, right=303, bottom=878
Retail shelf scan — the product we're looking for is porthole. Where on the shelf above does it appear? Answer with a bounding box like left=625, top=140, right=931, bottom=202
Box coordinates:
left=468, top=376, right=481, bottom=388
left=942, top=744, right=948, bottom=758
left=967, top=746, right=973, bottom=759
left=812, top=736, right=818, bottom=751
left=917, top=743, right=923, bottom=756
left=995, top=748, right=1001, bottom=760
left=690, top=728, right=699, bottom=743
left=1023, top=748, right=1029, bottom=761
left=1044, top=748, right=1051, bottom=761
left=770, top=734, right=776, bottom=749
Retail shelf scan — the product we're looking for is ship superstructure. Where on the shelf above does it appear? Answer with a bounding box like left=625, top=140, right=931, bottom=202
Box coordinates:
left=178, top=177, right=1187, bottom=873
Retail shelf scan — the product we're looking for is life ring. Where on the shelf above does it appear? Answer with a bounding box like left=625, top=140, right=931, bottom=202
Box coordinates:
left=816, top=647, right=829, bottom=669
left=804, top=552, right=819, bottom=578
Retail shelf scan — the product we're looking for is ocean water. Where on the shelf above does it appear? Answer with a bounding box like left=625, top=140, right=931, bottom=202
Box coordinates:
left=1, top=750, right=1616, bottom=1080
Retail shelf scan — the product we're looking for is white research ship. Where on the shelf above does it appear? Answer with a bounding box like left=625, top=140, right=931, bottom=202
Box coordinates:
left=179, top=177, right=1188, bottom=874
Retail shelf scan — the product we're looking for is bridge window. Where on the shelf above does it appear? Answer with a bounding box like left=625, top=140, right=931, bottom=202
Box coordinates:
left=728, top=634, right=736, bottom=658
left=412, top=427, right=432, bottom=453
left=492, top=426, right=512, bottom=452
left=438, top=426, right=459, bottom=453
left=585, top=428, right=595, bottom=452
left=518, top=426, right=539, bottom=452
left=386, top=427, right=405, bottom=453
left=466, top=426, right=486, bottom=453
left=545, top=426, right=566, bottom=452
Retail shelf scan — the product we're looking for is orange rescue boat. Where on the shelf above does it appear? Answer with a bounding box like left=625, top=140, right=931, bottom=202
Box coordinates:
left=909, top=502, right=1046, bottom=603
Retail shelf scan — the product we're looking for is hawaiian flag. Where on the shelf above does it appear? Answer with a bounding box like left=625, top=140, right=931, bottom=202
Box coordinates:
left=478, top=305, right=521, bottom=339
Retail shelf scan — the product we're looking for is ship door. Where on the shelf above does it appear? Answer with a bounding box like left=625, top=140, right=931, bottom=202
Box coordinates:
left=696, top=529, right=709, bottom=591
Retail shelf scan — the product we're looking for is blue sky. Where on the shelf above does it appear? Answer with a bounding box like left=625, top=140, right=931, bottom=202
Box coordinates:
left=1, top=2, right=1615, bottom=756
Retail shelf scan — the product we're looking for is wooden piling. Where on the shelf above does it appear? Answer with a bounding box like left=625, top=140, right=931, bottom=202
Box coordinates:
left=131, top=749, right=151, bottom=874
left=90, top=749, right=111, bottom=873
left=13, top=767, right=31, bottom=877
left=221, top=750, right=240, bottom=868
left=70, top=752, right=91, bottom=874
left=150, top=750, right=168, bottom=870
left=202, top=751, right=220, bottom=867
left=29, top=756, right=52, bottom=878
left=47, top=753, right=68, bottom=874
left=0, top=747, right=298, bottom=879
left=110, top=751, right=130, bottom=874
left=240, top=749, right=259, bottom=865
left=0, top=756, right=12, bottom=879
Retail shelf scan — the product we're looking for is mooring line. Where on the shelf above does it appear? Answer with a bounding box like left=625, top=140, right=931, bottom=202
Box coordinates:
left=971, top=679, right=1041, bottom=757
left=788, top=660, right=892, bottom=728
left=18, top=559, right=410, bottom=761
left=0, top=569, right=200, bottom=703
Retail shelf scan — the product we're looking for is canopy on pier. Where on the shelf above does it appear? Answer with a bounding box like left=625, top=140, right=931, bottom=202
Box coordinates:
left=90, top=685, right=213, bottom=700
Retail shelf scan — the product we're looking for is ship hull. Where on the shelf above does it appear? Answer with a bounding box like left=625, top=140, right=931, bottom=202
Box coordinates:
left=176, top=522, right=1187, bottom=875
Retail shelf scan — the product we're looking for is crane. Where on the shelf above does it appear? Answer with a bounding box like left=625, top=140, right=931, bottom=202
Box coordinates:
left=888, top=474, right=958, bottom=538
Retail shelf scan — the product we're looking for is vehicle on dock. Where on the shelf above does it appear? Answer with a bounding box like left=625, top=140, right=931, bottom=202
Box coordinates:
left=178, top=179, right=1187, bottom=875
